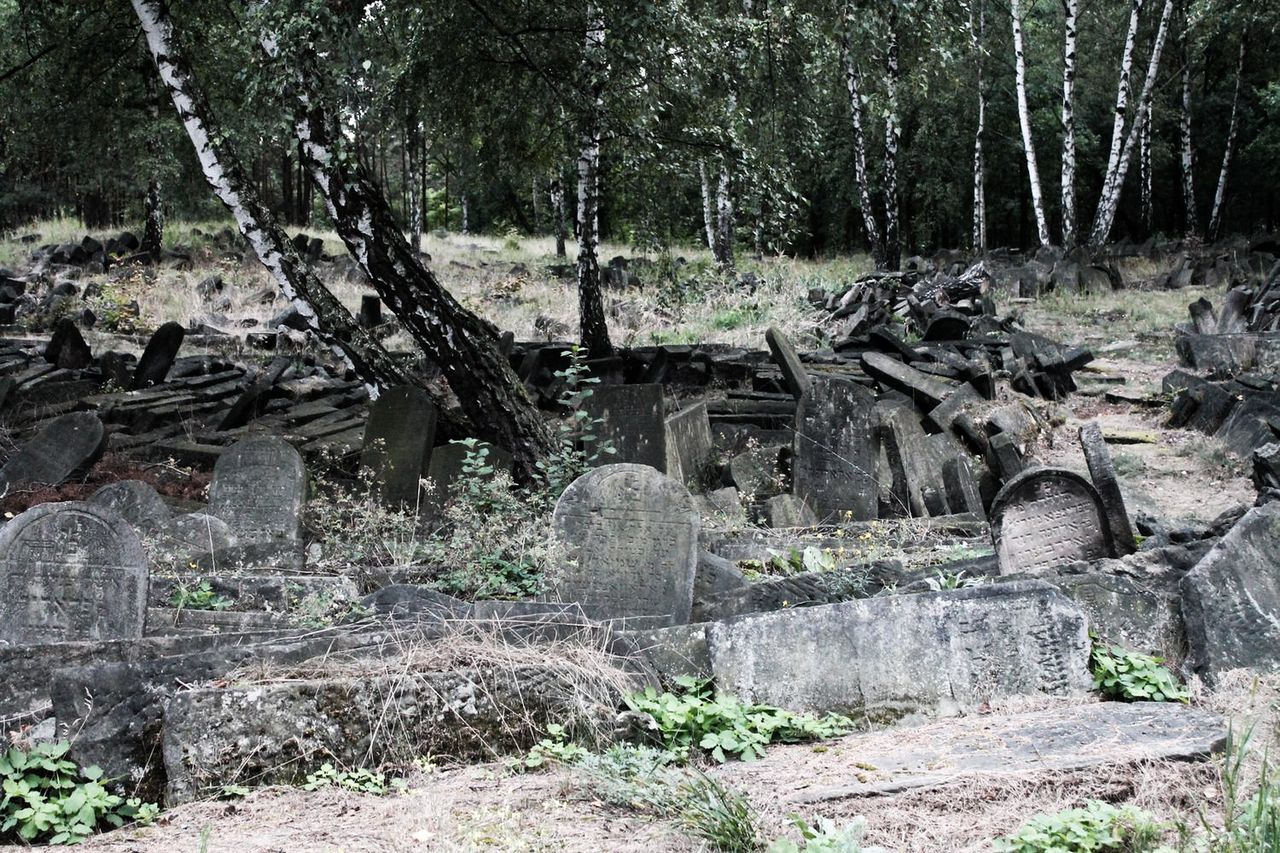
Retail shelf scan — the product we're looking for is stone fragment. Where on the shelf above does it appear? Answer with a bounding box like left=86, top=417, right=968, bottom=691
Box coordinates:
left=583, top=384, right=668, bottom=471
left=1078, top=421, right=1138, bottom=554
left=360, top=386, right=438, bottom=507
left=549, top=464, right=699, bottom=626
left=693, top=551, right=749, bottom=604
left=0, top=412, right=106, bottom=497
left=0, top=502, right=148, bottom=644
left=44, top=318, right=92, bottom=369
left=861, top=352, right=959, bottom=409
left=664, top=402, right=714, bottom=488
left=793, top=376, right=879, bottom=521
left=708, top=580, right=1091, bottom=717
left=763, top=494, right=818, bottom=529
left=131, top=321, right=185, bottom=389
left=88, top=480, right=172, bottom=533
left=765, top=326, right=811, bottom=400
left=990, top=468, right=1114, bottom=574
left=727, top=444, right=786, bottom=500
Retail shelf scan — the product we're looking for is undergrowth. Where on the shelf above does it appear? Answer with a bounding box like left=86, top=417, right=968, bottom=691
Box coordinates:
left=1090, top=637, right=1189, bottom=703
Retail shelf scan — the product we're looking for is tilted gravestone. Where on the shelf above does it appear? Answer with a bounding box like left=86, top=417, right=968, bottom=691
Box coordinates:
left=664, top=402, right=714, bottom=487
left=208, top=436, right=306, bottom=544
left=583, top=384, right=667, bottom=471
left=990, top=468, right=1114, bottom=574
left=360, top=386, right=438, bottom=507
left=765, top=326, right=811, bottom=400
left=550, top=464, right=698, bottom=625
left=708, top=580, right=1091, bottom=716
left=793, top=376, right=879, bottom=521
left=0, top=502, right=148, bottom=644
left=0, top=412, right=106, bottom=498
left=1182, top=502, right=1280, bottom=681
left=88, top=480, right=172, bottom=534
left=131, top=321, right=185, bottom=390
left=1078, top=421, right=1137, bottom=555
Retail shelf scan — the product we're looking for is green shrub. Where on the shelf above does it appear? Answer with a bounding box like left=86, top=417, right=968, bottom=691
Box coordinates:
left=520, top=724, right=590, bottom=769
left=301, top=763, right=405, bottom=796
left=677, top=772, right=762, bottom=852
left=624, top=676, right=853, bottom=762
left=995, top=801, right=1165, bottom=853
left=1197, top=727, right=1280, bottom=852
left=0, top=742, right=158, bottom=845
left=767, top=815, right=888, bottom=853
left=169, top=579, right=233, bottom=612
left=1090, top=639, right=1189, bottom=703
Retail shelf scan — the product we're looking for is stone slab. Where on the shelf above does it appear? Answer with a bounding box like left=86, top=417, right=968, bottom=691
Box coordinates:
left=990, top=468, right=1114, bottom=574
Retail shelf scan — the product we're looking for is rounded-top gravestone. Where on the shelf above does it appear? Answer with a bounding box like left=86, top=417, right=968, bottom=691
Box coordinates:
left=0, top=412, right=106, bottom=498
left=208, top=436, right=306, bottom=544
left=88, top=480, right=172, bottom=533
left=550, top=464, right=699, bottom=626
left=0, top=501, right=148, bottom=644
left=989, top=467, right=1115, bottom=574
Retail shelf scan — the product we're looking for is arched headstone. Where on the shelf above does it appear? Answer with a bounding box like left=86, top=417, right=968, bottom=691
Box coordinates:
left=88, top=480, right=172, bottom=533
left=0, top=502, right=148, bottom=644
left=990, top=467, right=1114, bottom=574
left=208, top=437, right=306, bottom=544
left=793, top=376, right=879, bottom=521
left=550, top=464, right=698, bottom=625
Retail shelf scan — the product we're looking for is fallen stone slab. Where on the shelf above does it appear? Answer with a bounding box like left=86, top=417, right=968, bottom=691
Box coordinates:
left=708, top=580, right=1091, bottom=718
left=721, top=702, right=1225, bottom=804
left=0, top=411, right=106, bottom=496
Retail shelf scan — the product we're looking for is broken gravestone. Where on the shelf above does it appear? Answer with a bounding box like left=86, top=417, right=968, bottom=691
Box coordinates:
left=990, top=468, right=1114, bottom=574
left=360, top=386, right=438, bottom=507
left=765, top=326, right=811, bottom=400
left=708, top=580, right=1091, bottom=717
left=584, top=384, right=667, bottom=471
left=1077, top=422, right=1138, bottom=555
left=793, top=376, right=879, bottom=521
left=664, top=402, right=714, bottom=488
left=0, top=412, right=106, bottom=498
left=550, top=464, right=698, bottom=626
left=131, top=321, right=185, bottom=389
left=1182, top=502, right=1280, bottom=681
left=0, top=502, right=148, bottom=644
left=208, top=436, right=306, bottom=545
left=88, top=480, right=172, bottom=534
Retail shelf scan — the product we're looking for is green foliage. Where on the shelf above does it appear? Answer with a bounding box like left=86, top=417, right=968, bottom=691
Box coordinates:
left=741, top=546, right=836, bottom=579
left=676, top=772, right=762, bottom=852
left=624, top=676, right=853, bottom=763
left=923, top=569, right=984, bottom=591
left=1090, top=639, right=1189, bottom=703
left=520, top=724, right=590, bottom=770
left=0, top=742, right=158, bottom=845
left=534, top=345, right=616, bottom=498
left=767, top=815, right=888, bottom=853
left=994, top=801, right=1166, bottom=853
left=1195, top=727, right=1280, bottom=852
left=304, top=468, right=432, bottom=570
left=301, top=763, right=406, bottom=796
left=169, top=579, right=233, bottom=612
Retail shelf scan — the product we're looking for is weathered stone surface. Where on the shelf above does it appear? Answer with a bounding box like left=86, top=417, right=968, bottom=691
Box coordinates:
left=584, top=384, right=667, bottom=471
left=727, top=444, right=786, bottom=499
left=208, top=436, right=306, bottom=544
left=1079, top=421, right=1137, bottom=555
left=131, top=321, right=185, bottom=389
left=145, top=512, right=237, bottom=567
left=664, top=402, right=714, bottom=488
left=550, top=464, right=698, bottom=626
left=794, top=376, right=879, bottom=521
left=695, top=573, right=838, bottom=622
left=1048, top=571, right=1183, bottom=660
left=1176, top=333, right=1256, bottom=375
left=765, top=326, right=811, bottom=400
left=861, top=352, right=959, bottom=409
left=708, top=580, right=1091, bottom=716
left=45, top=318, right=92, bottom=369
left=990, top=468, right=1114, bottom=574
left=623, top=623, right=712, bottom=686
left=0, top=502, right=148, bottom=644
left=763, top=493, right=818, bottom=528
left=360, top=386, right=438, bottom=507
left=88, top=480, right=172, bottom=533
left=941, top=457, right=984, bottom=515
left=692, top=486, right=747, bottom=526
left=1182, top=502, right=1280, bottom=680
left=694, top=551, right=749, bottom=604
left=0, top=412, right=106, bottom=497
left=359, top=585, right=471, bottom=621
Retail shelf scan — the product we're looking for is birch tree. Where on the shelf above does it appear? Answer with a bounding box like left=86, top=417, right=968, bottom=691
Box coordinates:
left=970, top=0, right=987, bottom=253
left=550, top=174, right=567, bottom=257
left=1208, top=22, right=1249, bottom=241
left=1178, top=0, right=1198, bottom=238
left=576, top=1, right=612, bottom=356
left=1060, top=0, right=1079, bottom=247
left=840, top=4, right=884, bottom=267
left=881, top=2, right=902, bottom=270
left=1010, top=0, right=1051, bottom=249
left=699, top=160, right=716, bottom=253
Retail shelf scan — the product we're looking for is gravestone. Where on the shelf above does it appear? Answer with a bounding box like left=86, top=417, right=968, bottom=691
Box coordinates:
left=763, top=494, right=818, bottom=528
left=861, top=352, right=959, bottom=409
left=208, top=437, right=306, bottom=544
left=1078, top=421, right=1138, bottom=555
left=793, top=376, right=879, bottom=521
left=45, top=318, right=92, bottom=369
left=765, top=326, right=811, bottom=400
left=0, top=502, right=148, bottom=644
left=708, top=580, right=1091, bottom=715
left=583, top=384, right=668, bottom=471
left=147, top=513, right=238, bottom=566
left=664, top=402, right=714, bottom=487
left=88, top=480, right=172, bottom=533
left=0, top=412, right=106, bottom=498
left=1182, top=502, right=1280, bottom=681
left=941, top=457, right=984, bottom=515
left=131, top=321, right=185, bottom=389
left=421, top=440, right=513, bottom=521
left=360, top=386, right=438, bottom=507
left=990, top=468, right=1114, bottom=574
left=550, top=464, right=698, bottom=625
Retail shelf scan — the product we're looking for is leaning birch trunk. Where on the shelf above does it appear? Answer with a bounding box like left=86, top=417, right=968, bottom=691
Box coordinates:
left=840, top=11, right=884, bottom=268
left=141, top=66, right=164, bottom=259
left=1088, top=0, right=1175, bottom=247
left=131, top=0, right=406, bottom=396
left=1140, top=103, right=1153, bottom=231
left=1179, top=3, right=1199, bottom=239
left=576, top=1, right=613, bottom=357
left=1011, top=0, right=1052, bottom=249
left=406, top=115, right=423, bottom=253
left=971, top=0, right=987, bottom=253
left=882, top=4, right=901, bottom=271
left=699, top=160, right=716, bottom=253
left=550, top=174, right=567, bottom=257
left=1060, top=0, right=1080, bottom=247
left=1208, top=26, right=1248, bottom=241
left=714, top=161, right=735, bottom=270
left=1094, top=0, right=1144, bottom=238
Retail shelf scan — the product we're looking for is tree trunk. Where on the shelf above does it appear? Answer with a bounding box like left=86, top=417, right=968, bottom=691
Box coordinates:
left=141, top=65, right=164, bottom=259
left=406, top=114, right=423, bottom=253
left=1179, top=1, right=1199, bottom=239
left=1060, top=0, right=1079, bottom=247
left=132, top=0, right=405, bottom=396
left=550, top=174, right=567, bottom=257
left=1208, top=24, right=1248, bottom=241
left=840, top=7, right=884, bottom=267
left=1140, top=102, right=1153, bottom=232
left=882, top=3, right=901, bottom=270
left=699, top=160, right=716, bottom=253
left=280, top=150, right=294, bottom=223
left=714, top=160, right=735, bottom=270
left=1011, top=0, right=1052, bottom=249
left=971, top=0, right=987, bottom=253
left=1095, top=0, right=1144, bottom=238
left=1089, top=0, right=1174, bottom=247
left=576, top=2, right=612, bottom=356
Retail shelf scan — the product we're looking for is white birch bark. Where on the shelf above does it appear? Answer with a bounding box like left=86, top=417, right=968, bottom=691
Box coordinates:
left=841, top=5, right=883, bottom=267
left=1095, top=0, right=1145, bottom=232
left=1011, top=0, right=1051, bottom=249
left=714, top=160, right=735, bottom=269
left=1060, top=0, right=1079, bottom=247
left=1140, top=102, right=1153, bottom=231
left=971, top=0, right=987, bottom=252
left=699, top=160, right=716, bottom=252
left=882, top=4, right=901, bottom=270
left=1179, top=3, right=1199, bottom=239
left=1208, top=26, right=1248, bottom=241
left=576, top=0, right=611, bottom=354
left=406, top=116, right=422, bottom=253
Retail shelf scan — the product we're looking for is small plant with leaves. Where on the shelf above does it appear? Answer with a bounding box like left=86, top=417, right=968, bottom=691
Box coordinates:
left=534, top=345, right=616, bottom=498
left=301, top=763, right=405, bottom=796
left=677, top=772, right=763, bottom=852
left=768, top=815, right=889, bottom=853
left=0, top=741, right=158, bottom=845
left=625, top=676, right=853, bottom=763
left=169, top=579, right=233, bottom=612
left=924, top=569, right=984, bottom=592
left=1194, top=725, right=1280, bottom=852
left=994, top=800, right=1166, bottom=853
left=1090, top=637, right=1189, bottom=703
left=520, top=724, right=590, bottom=770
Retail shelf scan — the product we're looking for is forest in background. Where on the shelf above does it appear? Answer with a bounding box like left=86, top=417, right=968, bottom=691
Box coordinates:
left=1, top=0, right=1278, bottom=262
